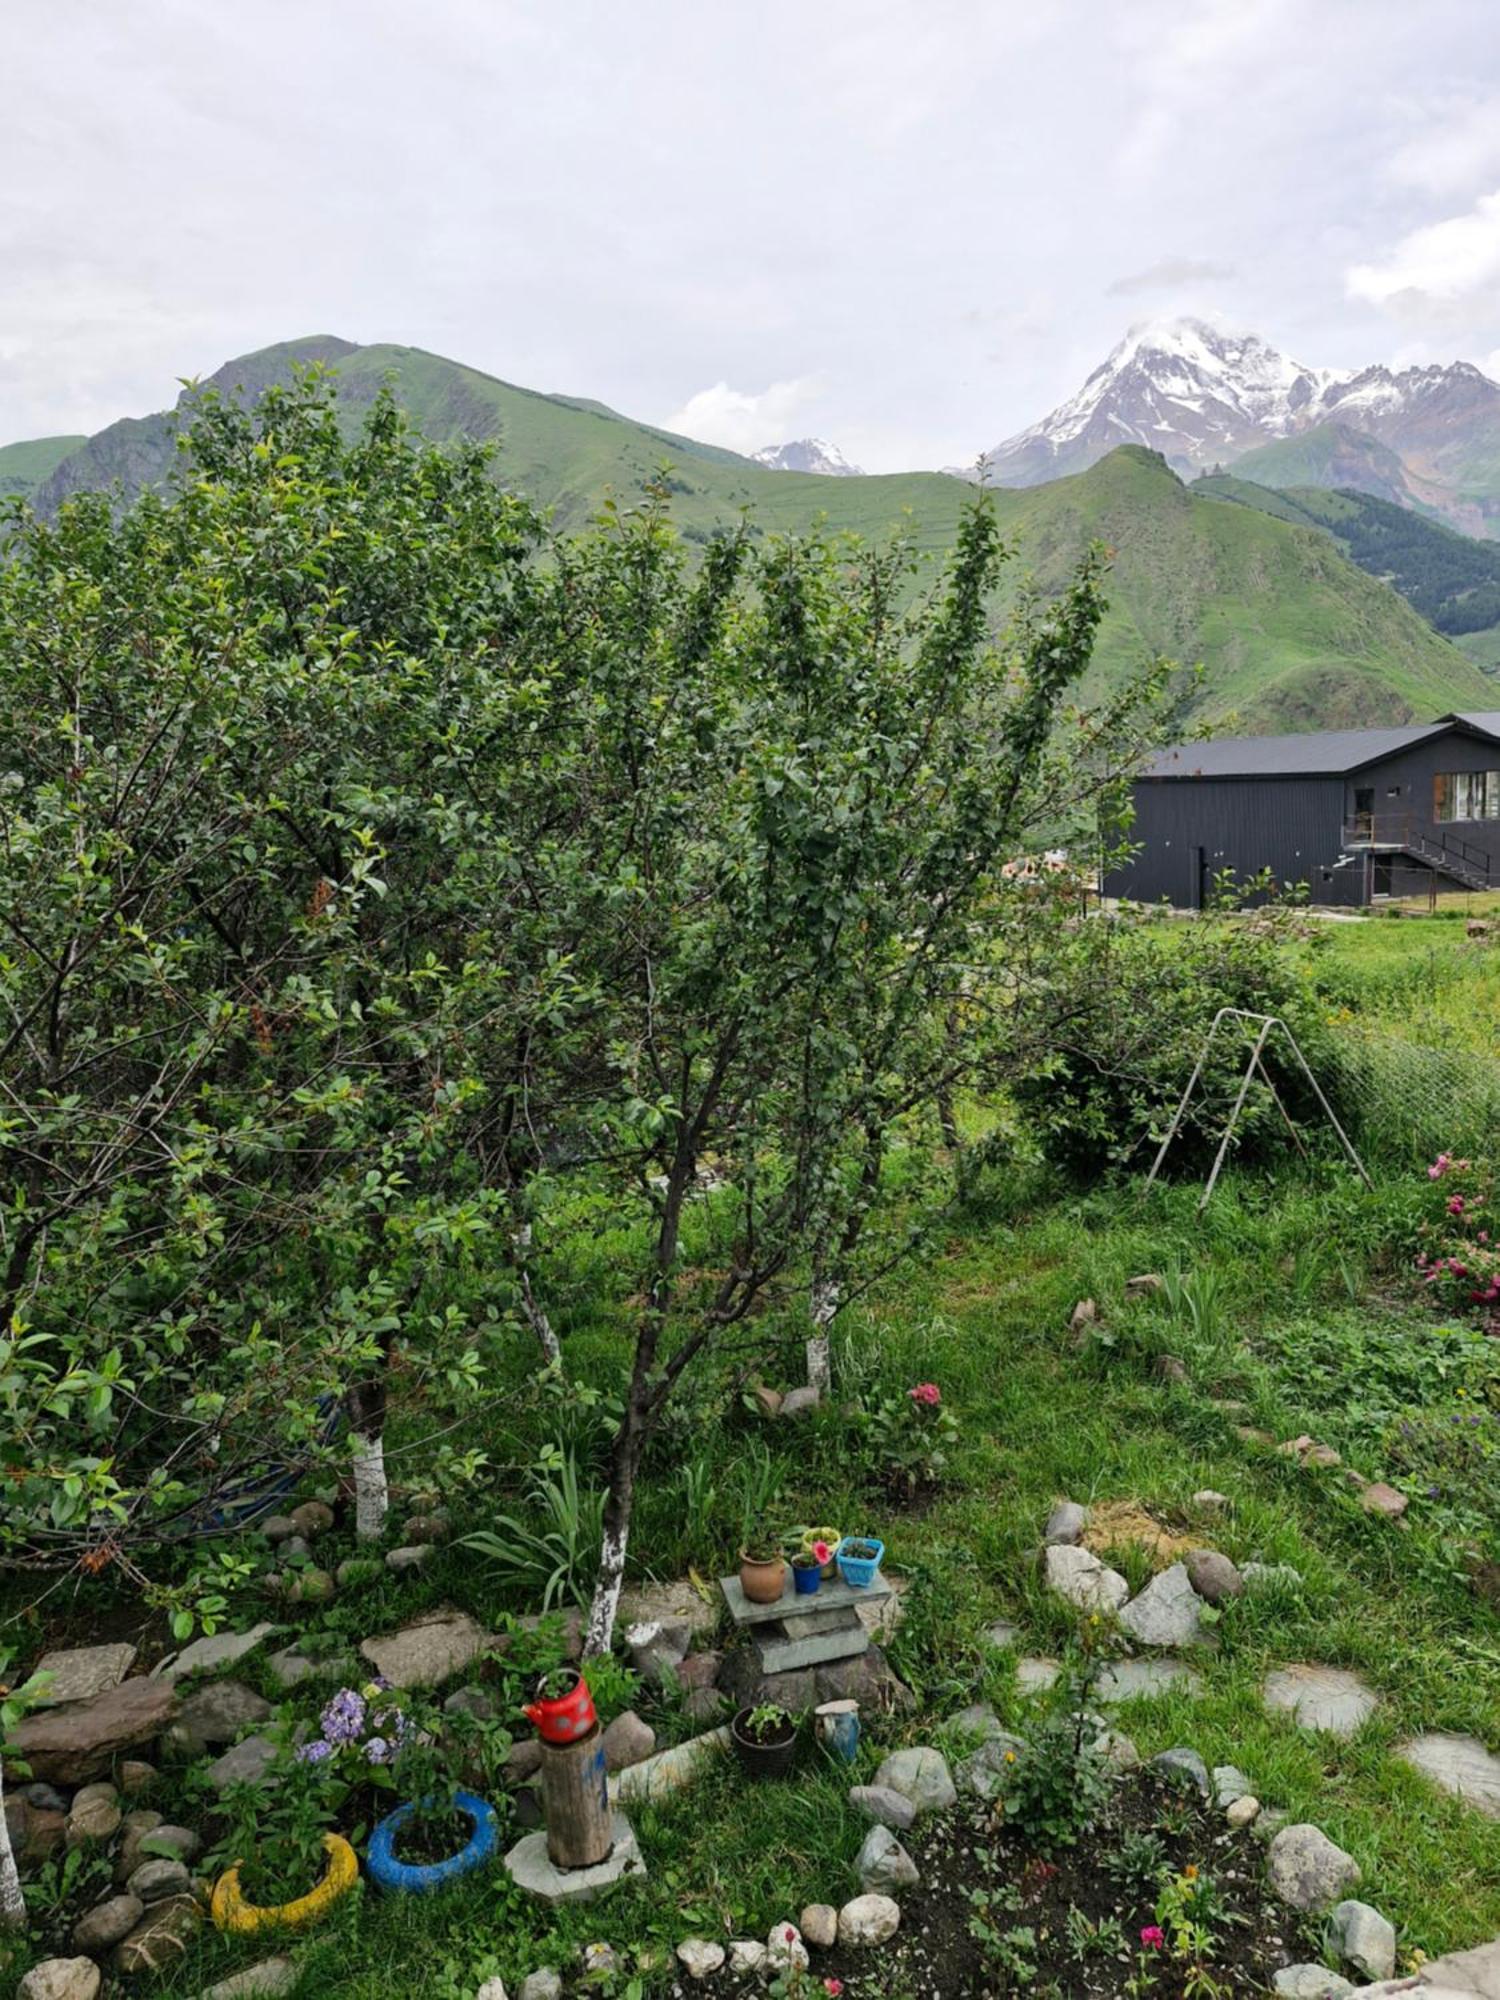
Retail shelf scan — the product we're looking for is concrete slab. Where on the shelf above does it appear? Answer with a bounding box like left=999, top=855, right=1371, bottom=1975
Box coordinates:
left=33, top=1645, right=138, bottom=1706
left=504, top=1812, right=646, bottom=1903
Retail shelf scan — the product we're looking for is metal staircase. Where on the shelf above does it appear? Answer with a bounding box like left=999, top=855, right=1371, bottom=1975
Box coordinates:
left=1341, top=814, right=1493, bottom=894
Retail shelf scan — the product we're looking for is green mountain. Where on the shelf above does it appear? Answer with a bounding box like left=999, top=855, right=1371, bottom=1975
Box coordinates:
left=0, top=434, right=86, bottom=499
left=1223, top=423, right=1414, bottom=507
left=9, top=340, right=1496, bottom=731
left=1196, top=472, right=1500, bottom=668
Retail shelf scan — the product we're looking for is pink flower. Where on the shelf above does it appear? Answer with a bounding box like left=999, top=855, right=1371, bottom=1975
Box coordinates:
left=823, top=1984, right=845, bottom=1997
left=907, top=1382, right=941, bottom=1406
left=1140, top=1925, right=1164, bottom=1950
left=784, top=1927, right=796, bottom=1943
left=1449, top=1195, right=1467, bottom=1216
left=811, top=1540, right=832, bottom=1565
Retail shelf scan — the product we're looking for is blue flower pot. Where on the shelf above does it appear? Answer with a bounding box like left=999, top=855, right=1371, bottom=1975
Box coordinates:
left=792, top=1560, right=822, bottom=1596
left=835, top=1536, right=885, bottom=1588
left=366, top=1789, right=499, bottom=1895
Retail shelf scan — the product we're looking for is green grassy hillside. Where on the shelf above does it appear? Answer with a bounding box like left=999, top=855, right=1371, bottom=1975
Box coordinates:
left=0, top=433, right=86, bottom=498
left=15, top=343, right=1497, bottom=729
left=1225, top=422, right=1414, bottom=505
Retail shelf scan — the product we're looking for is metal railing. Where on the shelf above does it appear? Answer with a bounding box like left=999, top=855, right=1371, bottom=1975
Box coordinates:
left=1340, top=813, right=1492, bottom=889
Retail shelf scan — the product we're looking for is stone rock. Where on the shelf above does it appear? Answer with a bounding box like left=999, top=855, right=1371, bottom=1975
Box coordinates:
left=625, top=1620, right=689, bottom=1684
left=154, top=1622, right=278, bottom=1682
left=1154, top=1354, right=1190, bottom=1384
left=1241, top=1562, right=1304, bottom=1591
left=849, top=1783, right=917, bottom=1828
left=32, top=1643, right=138, bottom=1707
left=675, top=1650, right=721, bottom=1691
left=72, top=1892, right=145, bottom=1954
left=1044, top=1500, right=1088, bottom=1545
left=287, top=1565, right=336, bottom=1603
left=8, top=1795, right=66, bottom=1864
left=1267, top=1824, right=1361, bottom=1911
left=167, top=1678, right=273, bottom=1753
left=260, top=1515, right=296, bottom=1541
left=24, top=1782, right=69, bottom=1812
left=1227, top=1794, right=1261, bottom=1828
left=404, top=1512, right=450, bottom=1544
left=985, top=1619, right=1021, bottom=1649
left=579, top=1945, right=618, bottom=1978
left=65, top=1781, right=121, bottom=1847
left=519, top=1976, right=564, bottom=2000
left=1255, top=1808, right=1291, bottom=1844
left=1405, top=1937, right=1500, bottom=1993
left=444, top=1686, right=498, bottom=1722
left=127, top=1856, right=192, bottom=1903
left=289, top=1499, right=334, bottom=1537
left=17, top=1961, right=102, bottom=2000
left=335, top=1557, right=383, bottom=1589
left=1125, top=1273, right=1166, bottom=1299
left=815, top=1645, right=915, bottom=1712
left=765, top=1923, right=809, bottom=1974
left=955, top=1736, right=1027, bottom=1801
left=6, top=1674, right=178, bottom=1785
left=1272, top=1970, right=1354, bottom=1999
left=1359, top=1482, right=1409, bottom=1521
left=676, top=1939, right=725, bottom=1980
left=503, top=1811, right=646, bottom=1901
left=276, top=1536, right=312, bottom=1563
left=1152, top=1747, right=1210, bottom=1797
left=1069, top=1297, right=1098, bottom=1335
left=113, top=1892, right=202, bottom=1974
left=953, top=1701, right=1003, bottom=1737
left=1396, top=1732, right=1500, bottom=1817
left=611, top=1725, right=732, bottom=1807
left=136, top=1823, right=200, bottom=1866
left=1330, top=1897, right=1396, bottom=1981
left=1016, top=1655, right=1060, bottom=1695
left=857, top=1822, right=919, bottom=1893
left=778, top=1385, right=821, bottom=1419
left=1185, top=1548, right=1244, bottom=1603
left=1120, top=1563, right=1203, bottom=1647
left=198, top=1956, right=300, bottom=1999
left=1045, top=1544, right=1128, bottom=1613
left=266, top=1644, right=354, bottom=1691
left=118, top=1759, right=155, bottom=1795
left=1262, top=1665, right=1378, bottom=1739
left=1193, top=1489, right=1231, bottom=1512
left=601, top=1710, right=656, bottom=1772
left=800, top=1902, right=838, bottom=1949
left=1213, top=1764, right=1252, bottom=1806
left=1097, top=1656, right=1202, bottom=1703
left=114, top=1809, right=164, bottom=1878
left=727, top=1942, right=766, bottom=1976
left=872, top=1746, right=956, bottom=1814
left=504, top=1737, right=543, bottom=1783
left=473, top=1981, right=507, bottom=2000
left=684, top=1686, right=727, bottom=1725
left=385, top=1545, right=431, bottom=1575
left=360, top=1609, right=491, bottom=1687
left=1096, top=1727, right=1141, bottom=1771
left=751, top=1380, right=784, bottom=1418
left=205, top=1733, right=279, bottom=1790
left=1237, top=1425, right=1277, bottom=1447
left=838, top=1893, right=902, bottom=1947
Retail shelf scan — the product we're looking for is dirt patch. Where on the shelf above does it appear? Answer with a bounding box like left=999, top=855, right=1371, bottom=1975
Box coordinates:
left=1082, top=1500, right=1200, bottom=1568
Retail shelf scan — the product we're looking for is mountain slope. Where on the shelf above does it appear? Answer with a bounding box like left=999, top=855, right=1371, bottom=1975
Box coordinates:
left=977, top=318, right=1500, bottom=538
left=0, top=434, right=87, bottom=499
left=751, top=438, right=863, bottom=476
left=12, top=343, right=1495, bottom=730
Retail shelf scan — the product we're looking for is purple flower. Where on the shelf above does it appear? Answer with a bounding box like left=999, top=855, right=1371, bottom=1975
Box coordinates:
left=296, top=1738, right=333, bottom=1764
left=320, top=1688, right=367, bottom=1745
left=365, top=1736, right=392, bottom=1765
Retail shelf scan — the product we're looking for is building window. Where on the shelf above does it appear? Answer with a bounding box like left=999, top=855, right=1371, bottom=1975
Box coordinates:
left=1434, top=770, right=1500, bottom=822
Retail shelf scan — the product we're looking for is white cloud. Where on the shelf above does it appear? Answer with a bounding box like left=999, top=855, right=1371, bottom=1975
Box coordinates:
left=1107, top=257, right=1235, bottom=297
left=662, top=377, right=823, bottom=456
left=1387, top=95, right=1500, bottom=196
left=1348, top=187, right=1500, bottom=305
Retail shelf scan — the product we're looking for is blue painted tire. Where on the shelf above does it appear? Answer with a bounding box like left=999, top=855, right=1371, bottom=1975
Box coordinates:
left=365, top=1790, right=499, bottom=1895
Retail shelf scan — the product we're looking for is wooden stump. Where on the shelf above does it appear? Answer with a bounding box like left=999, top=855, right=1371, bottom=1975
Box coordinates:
left=539, top=1723, right=612, bottom=1870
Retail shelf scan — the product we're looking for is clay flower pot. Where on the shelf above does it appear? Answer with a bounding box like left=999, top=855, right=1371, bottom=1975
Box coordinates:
left=211, top=1833, right=359, bottom=1934
left=738, top=1548, right=787, bottom=1604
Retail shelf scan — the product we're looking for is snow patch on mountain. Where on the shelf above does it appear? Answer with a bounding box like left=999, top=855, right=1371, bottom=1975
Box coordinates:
left=751, top=437, right=864, bottom=476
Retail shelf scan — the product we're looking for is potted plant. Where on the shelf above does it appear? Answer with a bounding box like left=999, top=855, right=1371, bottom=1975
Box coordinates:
left=211, top=1751, right=358, bottom=1934
left=522, top=1666, right=598, bottom=1744
left=730, top=1702, right=798, bottom=1779
left=790, top=1524, right=841, bottom=1580
left=790, top=1549, right=822, bottom=1596
left=836, top=1535, right=885, bottom=1588
left=364, top=1702, right=501, bottom=1896
left=738, top=1543, right=786, bottom=1604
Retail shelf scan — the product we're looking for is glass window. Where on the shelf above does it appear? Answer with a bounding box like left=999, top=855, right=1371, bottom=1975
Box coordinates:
left=1435, top=770, right=1500, bottom=821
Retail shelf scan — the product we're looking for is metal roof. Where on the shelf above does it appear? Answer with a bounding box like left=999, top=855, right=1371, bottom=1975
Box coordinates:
left=1442, top=711, right=1500, bottom=736
left=1141, top=723, right=1450, bottom=780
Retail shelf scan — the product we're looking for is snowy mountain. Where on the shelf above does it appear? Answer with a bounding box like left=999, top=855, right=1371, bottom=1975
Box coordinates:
left=751, top=437, right=864, bottom=476
left=974, top=318, right=1500, bottom=535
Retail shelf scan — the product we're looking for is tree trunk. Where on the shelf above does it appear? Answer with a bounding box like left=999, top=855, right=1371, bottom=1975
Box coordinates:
left=350, top=1429, right=389, bottom=1542
left=806, top=1271, right=838, bottom=1398
left=0, top=1765, right=24, bottom=1930
left=516, top=1224, right=561, bottom=1367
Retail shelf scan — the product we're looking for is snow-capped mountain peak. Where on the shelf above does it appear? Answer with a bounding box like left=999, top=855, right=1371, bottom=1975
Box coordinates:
left=751, top=437, right=864, bottom=476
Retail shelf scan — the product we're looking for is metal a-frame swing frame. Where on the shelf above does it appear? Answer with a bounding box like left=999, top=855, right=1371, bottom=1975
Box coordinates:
left=1145, top=1006, right=1371, bottom=1211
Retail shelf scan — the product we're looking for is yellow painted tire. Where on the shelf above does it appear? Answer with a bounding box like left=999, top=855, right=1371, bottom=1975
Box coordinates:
left=211, top=1833, right=359, bottom=1933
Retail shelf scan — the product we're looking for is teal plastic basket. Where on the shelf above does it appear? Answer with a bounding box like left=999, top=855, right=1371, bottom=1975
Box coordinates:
left=835, top=1536, right=885, bottom=1588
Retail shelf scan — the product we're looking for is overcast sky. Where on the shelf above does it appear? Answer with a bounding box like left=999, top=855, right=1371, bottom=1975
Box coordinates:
left=6, top=0, right=1500, bottom=471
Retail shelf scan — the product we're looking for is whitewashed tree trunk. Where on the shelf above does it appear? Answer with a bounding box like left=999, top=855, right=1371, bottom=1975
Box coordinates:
left=351, top=1430, right=389, bottom=1542
left=806, top=1275, right=839, bottom=1398
left=0, top=1765, right=24, bottom=1930
left=584, top=1523, right=629, bottom=1658
left=515, top=1225, right=561, bottom=1366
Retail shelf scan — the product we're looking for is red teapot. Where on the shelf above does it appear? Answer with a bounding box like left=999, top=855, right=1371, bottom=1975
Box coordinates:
left=524, top=1672, right=597, bottom=1744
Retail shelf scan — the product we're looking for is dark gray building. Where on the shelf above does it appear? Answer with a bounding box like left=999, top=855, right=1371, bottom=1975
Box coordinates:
left=1106, top=710, right=1500, bottom=908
